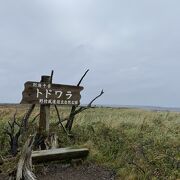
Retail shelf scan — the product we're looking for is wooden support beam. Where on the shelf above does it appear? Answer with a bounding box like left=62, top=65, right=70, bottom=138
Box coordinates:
left=32, top=148, right=89, bottom=164
left=39, top=76, right=51, bottom=134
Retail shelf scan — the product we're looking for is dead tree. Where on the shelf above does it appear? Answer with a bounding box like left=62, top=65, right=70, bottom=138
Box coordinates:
left=4, top=105, right=36, bottom=156
left=65, top=89, right=104, bottom=132
left=3, top=109, right=22, bottom=156
left=62, top=69, right=104, bottom=132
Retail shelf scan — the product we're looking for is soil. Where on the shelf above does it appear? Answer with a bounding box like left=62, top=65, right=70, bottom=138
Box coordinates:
left=37, top=163, right=116, bottom=180
left=0, top=163, right=116, bottom=180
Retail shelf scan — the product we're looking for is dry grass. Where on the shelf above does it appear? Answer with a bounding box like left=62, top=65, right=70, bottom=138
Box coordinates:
left=0, top=104, right=179, bottom=179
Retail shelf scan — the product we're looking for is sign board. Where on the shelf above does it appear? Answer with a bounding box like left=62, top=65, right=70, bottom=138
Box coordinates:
left=20, top=81, right=84, bottom=105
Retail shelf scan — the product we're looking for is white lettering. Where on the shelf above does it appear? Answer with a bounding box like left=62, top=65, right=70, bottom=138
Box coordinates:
left=46, top=89, right=52, bottom=98
left=55, top=91, right=63, bottom=98
left=66, top=91, right=72, bottom=99
left=36, top=88, right=42, bottom=98
left=33, top=83, right=38, bottom=87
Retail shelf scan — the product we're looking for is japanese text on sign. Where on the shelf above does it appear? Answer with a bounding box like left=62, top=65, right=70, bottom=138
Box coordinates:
left=21, top=81, right=83, bottom=105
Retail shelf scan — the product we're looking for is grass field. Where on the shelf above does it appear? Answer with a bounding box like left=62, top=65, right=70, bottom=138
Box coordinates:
left=0, top=105, right=179, bottom=179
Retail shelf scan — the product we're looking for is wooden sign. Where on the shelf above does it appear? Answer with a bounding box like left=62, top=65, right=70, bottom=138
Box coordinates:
left=20, top=81, right=84, bottom=105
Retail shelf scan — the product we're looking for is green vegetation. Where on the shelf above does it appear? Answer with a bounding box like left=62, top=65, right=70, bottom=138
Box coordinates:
left=0, top=105, right=179, bottom=179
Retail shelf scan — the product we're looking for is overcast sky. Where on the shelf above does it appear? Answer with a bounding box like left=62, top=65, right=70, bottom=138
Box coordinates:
left=0, top=0, right=180, bottom=107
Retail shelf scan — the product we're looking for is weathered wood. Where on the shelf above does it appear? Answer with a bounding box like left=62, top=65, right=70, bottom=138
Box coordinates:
left=49, top=133, right=58, bottom=149
left=32, top=148, right=89, bottom=164
left=38, top=76, right=51, bottom=136
left=16, top=135, right=37, bottom=180
left=39, top=105, right=50, bottom=134
left=43, top=133, right=59, bottom=149
left=21, top=81, right=84, bottom=105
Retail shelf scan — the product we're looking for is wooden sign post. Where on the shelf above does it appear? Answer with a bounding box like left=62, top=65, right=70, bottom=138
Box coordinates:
left=21, top=74, right=84, bottom=136
left=19, top=71, right=92, bottom=162
left=39, top=75, right=51, bottom=134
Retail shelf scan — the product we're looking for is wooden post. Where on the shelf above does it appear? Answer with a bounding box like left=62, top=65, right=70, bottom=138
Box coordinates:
left=39, top=76, right=51, bottom=135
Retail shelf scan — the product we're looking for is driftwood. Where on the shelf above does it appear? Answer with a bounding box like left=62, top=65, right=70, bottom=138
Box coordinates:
left=32, top=147, right=89, bottom=164
left=16, top=135, right=37, bottom=180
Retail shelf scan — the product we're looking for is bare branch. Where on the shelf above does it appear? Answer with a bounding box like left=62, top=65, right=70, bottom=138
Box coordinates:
left=65, top=70, right=104, bottom=132
left=88, top=89, right=104, bottom=107
left=60, top=118, right=69, bottom=123
left=56, top=117, right=69, bottom=124
left=8, top=121, right=13, bottom=129
left=74, top=89, right=104, bottom=115
left=77, top=69, right=89, bottom=86
left=50, top=70, right=54, bottom=84
left=4, top=110, right=24, bottom=156
left=12, top=107, right=17, bottom=122
left=22, top=104, right=35, bottom=130
left=54, top=105, right=69, bottom=136
left=3, top=127, right=12, bottom=138
left=65, top=69, right=90, bottom=131
left=65, top=89, right=104, bottom=132
left=14, top=120, right=21, bottom=127
left=31, top=114, right=40, bottom=123
left=54, top=105, right=61, bottom=123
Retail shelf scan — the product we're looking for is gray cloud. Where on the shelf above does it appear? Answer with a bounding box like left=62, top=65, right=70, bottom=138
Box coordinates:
left=0, top=0, right=180, bottom=107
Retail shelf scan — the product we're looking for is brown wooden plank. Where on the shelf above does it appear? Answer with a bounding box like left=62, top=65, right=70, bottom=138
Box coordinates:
left=32, top=148, right=89, bottom=164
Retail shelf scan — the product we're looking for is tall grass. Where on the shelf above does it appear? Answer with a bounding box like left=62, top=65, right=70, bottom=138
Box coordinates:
left=0, top=105, right=179, bottom=179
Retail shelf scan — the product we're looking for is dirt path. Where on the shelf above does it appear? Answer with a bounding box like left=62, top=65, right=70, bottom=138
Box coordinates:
left=36, top=163, right=116, bottom=180
left=0, top=163, right=116, bottom=180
